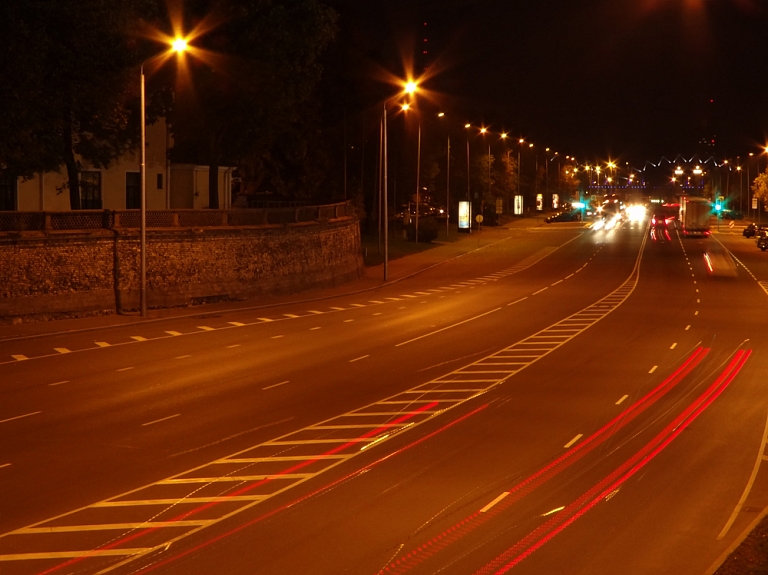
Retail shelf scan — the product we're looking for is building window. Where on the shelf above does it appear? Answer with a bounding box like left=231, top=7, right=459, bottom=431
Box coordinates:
left=157, top=173, right=163, bottom=190
left=0, top=170, right=17, bottom=211
left=80, top=171, right=102, bottom=209
left=126, top=172, right=141, bottom=209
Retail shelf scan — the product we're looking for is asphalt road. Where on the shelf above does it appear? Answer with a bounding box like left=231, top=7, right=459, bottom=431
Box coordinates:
left=2, top=219, right=768, bottom=575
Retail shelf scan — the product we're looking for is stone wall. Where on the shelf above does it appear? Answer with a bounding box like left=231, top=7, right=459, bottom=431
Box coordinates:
left=0, top=216, right=362, bottom=319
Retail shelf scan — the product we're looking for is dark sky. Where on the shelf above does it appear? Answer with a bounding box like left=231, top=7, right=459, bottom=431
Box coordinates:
left=332, top=0, right=768, bottom=166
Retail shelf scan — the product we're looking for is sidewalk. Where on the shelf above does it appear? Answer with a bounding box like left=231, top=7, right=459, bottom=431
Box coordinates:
left=0, top=218, right=544, bottom=340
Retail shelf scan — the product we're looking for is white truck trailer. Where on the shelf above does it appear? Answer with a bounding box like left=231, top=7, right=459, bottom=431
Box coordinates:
left=679, top=196, right=711, bottom=237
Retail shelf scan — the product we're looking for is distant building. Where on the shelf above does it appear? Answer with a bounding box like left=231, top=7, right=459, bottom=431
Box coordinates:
left=1, top=118, right=233, bottom=212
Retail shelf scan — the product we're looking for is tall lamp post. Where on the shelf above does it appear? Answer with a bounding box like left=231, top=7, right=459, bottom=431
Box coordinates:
left=381, top=79, right=418, bottom=281
left=517, top=139, right=524, bottom=214
left=140, top=37, right=188, bottom=318
left=438, top=112, right=449, bottom=239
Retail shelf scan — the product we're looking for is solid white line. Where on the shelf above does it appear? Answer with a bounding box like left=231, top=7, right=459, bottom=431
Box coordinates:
left=649, top=365, right=658, bottom=373
left=718, top=398, right=768, bottom=540
left=95, top=341, right=110, bottom=347
left=142, top=414, right=181, bottom=427
left=564, top=434, right=583, bottom=449
left=480, top=491, right=509, bottom=513
left=0, top=411, right=41, bottom=424
left=263, top=380, right=290, bottom=390
left=396, top=308, right=501, bottom=347
left=49, top=381, right=68, bottom=386
left=349, top=355, right=370, bottom=363
left=616, top=395, right=629, bottom=405
left=507, top=297, right=528, bottom=306
left=533, top=287, right=549, bottom=295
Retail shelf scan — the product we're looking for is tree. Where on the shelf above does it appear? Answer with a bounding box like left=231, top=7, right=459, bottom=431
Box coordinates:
left=559, top=166, right=579, bottom=199
left=752, top=168, right=768, bottom=206
left=0, top=0, right=156, bottom=209
left=170, top=0, right=337, bottom=207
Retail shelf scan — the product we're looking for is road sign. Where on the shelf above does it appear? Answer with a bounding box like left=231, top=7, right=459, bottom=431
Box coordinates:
left=476, top=214, right=484, bottom=223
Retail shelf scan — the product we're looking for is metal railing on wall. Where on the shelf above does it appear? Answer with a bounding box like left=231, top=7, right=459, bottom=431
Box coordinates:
left=0, top=202, right=351, bottom=232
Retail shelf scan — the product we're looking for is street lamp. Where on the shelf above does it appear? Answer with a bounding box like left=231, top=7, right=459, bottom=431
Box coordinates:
left=140, top=37, right=188, bottom=318
left=382, top=78, right=419, bottom=280
left=438, top=112, right=450, bottom=239
left=517, top=138, right=524, bottom=214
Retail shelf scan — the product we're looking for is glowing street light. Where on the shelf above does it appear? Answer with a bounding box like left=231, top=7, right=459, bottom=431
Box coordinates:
left=140, top=36, right=188, bottom=317
left=382, top=77, right=420, bottom=279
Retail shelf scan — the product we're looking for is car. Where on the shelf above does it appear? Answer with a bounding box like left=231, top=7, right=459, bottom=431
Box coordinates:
left=651, top=213, right=668, bottom=228
left=722, top=209, right=744, bottom=220
left=758, top=234, right=768, bottom=251
left=704, top=251, right=737, bottom=276
left=545, top=211, right=582, bottom=223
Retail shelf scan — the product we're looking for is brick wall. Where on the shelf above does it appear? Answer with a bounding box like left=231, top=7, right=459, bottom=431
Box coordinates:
left=0, top=217, right=362, bottom=319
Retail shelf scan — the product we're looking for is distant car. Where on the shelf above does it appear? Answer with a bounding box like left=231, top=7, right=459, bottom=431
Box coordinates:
left=651, top=213, right=668, bottom=228
left=758, top=235, right=768, bottom=251
left=722, top=210, right=744, bottom=220
left=545, top=211, right=581, bottom=223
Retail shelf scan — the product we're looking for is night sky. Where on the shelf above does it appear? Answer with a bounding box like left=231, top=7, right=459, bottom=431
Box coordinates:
left=336, top=0, right=768, bottom=166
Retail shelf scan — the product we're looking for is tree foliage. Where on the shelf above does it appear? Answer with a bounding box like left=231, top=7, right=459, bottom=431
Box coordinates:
left=171, top=0, right=337, bottom=207
left=751, top=168, right=768, bottom=204
left=0, top=0, right=155, bottom=209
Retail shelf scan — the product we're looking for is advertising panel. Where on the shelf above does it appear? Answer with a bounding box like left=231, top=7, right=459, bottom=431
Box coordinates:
left=514, top=195, right=523, bottom=215
left=552, top=194, right=559, bottom=209
left=536, top=194, right=543, bottom=211
left=458, top=201, right=471, bottom=232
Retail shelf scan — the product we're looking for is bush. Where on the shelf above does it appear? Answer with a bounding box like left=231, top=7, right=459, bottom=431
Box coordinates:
left=406, top=217, right=439, bottom=243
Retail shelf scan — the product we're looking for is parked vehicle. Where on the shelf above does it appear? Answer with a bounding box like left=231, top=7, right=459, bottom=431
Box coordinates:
left=758, top=234, right=768, bottom=251
left=743, top=223, right=763, bottom=238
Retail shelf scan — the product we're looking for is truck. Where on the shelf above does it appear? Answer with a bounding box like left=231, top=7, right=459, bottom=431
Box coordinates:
left=679, top=196, right=711, bottom=237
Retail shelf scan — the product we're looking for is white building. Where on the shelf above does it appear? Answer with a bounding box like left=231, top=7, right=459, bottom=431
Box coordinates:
left=1, top=118, right=233, bottom=212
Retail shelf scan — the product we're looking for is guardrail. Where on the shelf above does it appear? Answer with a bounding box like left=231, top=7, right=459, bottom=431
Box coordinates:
left=0, top=202, right=351, bottom=232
